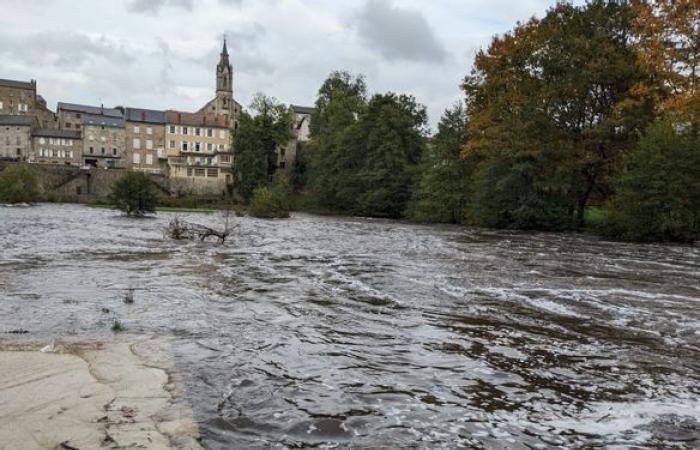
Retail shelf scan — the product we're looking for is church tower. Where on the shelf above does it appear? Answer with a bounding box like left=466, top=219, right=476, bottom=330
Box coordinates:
left=215, top=37, right=233, bottom=116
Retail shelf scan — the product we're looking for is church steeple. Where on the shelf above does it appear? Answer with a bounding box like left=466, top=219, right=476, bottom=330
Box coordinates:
left=216, top=35, right=232, bottom=94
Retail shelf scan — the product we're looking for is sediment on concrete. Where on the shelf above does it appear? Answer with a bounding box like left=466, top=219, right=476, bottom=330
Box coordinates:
left=0, top=335, right=203, bottom=450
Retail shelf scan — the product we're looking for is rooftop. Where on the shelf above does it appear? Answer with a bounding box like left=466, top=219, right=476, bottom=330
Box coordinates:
left=291, top=105, right=315, bottom=115
left=57, top=102, right=123, bottom=118
left=125, top=107, right=166, bottom=124
left=165, top=110, right=230, bottom=128
left=0, top=115, right=34, bottom=126
left=32, top=128, right=82, bottom=139
left=0, top=78, right=34, bottom=90
left=82, top=114, right=124, bottom=128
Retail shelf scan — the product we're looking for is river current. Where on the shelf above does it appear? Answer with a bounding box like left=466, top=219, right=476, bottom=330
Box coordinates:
left=1, top=204, right=699, bottom=449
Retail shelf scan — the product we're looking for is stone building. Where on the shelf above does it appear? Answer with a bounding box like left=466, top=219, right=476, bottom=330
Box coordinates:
left=276, top=105, right=314, bottom=174
left=0, top=115, right=33, bottom=160
left=165, top=110, right=232, bottom=194
left=57, top=102, right=122, bottom=132
left=197, top=39, right=242, bottom=131
left=30, top=129, right=82, bottom=166
left=0, top=78, right=56, bottom=128
left=125, top=108, right=167, bottom=174
left=81, top=114, right=126, bottom=169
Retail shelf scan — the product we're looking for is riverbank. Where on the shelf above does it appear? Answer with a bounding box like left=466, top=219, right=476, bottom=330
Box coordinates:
left=0, top=335, right=202, bottom=450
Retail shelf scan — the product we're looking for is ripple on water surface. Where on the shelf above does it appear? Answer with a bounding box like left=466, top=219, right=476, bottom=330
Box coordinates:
left=1, top=204, right=699, bottom=448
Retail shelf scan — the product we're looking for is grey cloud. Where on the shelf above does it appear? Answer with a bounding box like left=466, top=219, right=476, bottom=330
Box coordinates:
left=352, top=0, right=447, bottom=63
left=127, top=0, right=193, bottom=14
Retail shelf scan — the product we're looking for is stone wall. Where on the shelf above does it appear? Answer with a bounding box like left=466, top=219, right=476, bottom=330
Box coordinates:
left=0, top=162, right=172, bottom=202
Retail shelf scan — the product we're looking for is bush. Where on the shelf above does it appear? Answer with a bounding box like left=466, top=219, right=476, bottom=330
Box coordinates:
left=0, top=165, right=39, bottom=204
left=109, top=171, right=158, bottom=217
left=600, top=120, right=700, bottom=243
left=249, top=180, right=290, bottom=219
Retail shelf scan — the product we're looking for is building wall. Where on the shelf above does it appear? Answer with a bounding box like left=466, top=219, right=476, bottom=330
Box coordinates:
left=0, top=125, right=31, bottom=159
left=165, top=123, right=232, bottom=192
left=30, top=135, right=82, bottom=166
left=0, top=84, right=35, bottom=116
left=125, top=121, right=166, bottom=174
left=58, top=110, right=84, bottom=131
left=82, top=125, right=126, bottom=168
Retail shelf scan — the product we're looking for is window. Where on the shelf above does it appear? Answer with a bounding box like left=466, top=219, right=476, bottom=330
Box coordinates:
left=207, top=128, right=213, bottom=137
left=187, top=167, right=193, bottom=176
left=133, top=138, right=140, bottom=149
left=16, top=136, right=21, bottom=145
left=65, top=123, right=72, bottom=128
left=207, top=143, right=213, bottom=151
left=195, top=128, right=201, bottom=136
left=39, top=138, right=46, bottom=145
left=17, top=148, right=21, bottom=156
left=146, top=154, right=153, bottom=165
left=157, top=148, right=164, bottom=158
left=113, top=148, right=117, bottom=156
left=133, top=126, right=140, bottom=134
left=207, top=168, right=218, bottom=178
left=194, top=168, right=205, bottom=177
left=146, top=140, right=153, bottom=150
left=182, top=126, right=188, bottom=135
left=280, top=148, right=286, bottom=157
left=0, top=101, right=3, bottom=110
left=101, top=147, right=105, bottom=155
left=89, top=147, right=94, bottom=154
left=75, top=113, right=81, bottom=119
left=133, top=153, right=140, bottom=164
left=195, top=143, right=201, bottom=152
left=219, top=130, right=225, bottom=139
left=220, top=155, right=230, bottom=163
left=182, top=142, right=188, bottom=151
left=169, top=125, right=176, bottom=133
left=100, top=136, right=106, bottom=142
left=279, top=161, right=286, bottom=169
left=69, top=151, right=73, bottom=159
left=76, top=124, right=81, bottom=130
left=169, top=140, right=175, bottom=149
left=146, top=127, right=152, bottom=135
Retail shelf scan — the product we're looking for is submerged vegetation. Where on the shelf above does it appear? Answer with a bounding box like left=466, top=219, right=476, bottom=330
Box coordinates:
left=109, top=171, right=158, bottom=217
left=0, top=165, right=39, bottom=204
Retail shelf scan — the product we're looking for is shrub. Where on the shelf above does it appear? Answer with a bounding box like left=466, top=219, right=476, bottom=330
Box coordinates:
left=601, top=120, right=700, bottom=243
left=109, top=171, right=158, bottom=217
left=111, top=320, right=125, bottom=333
left=249, top=180, right=290, bottom=219
left=0, top=165, right=39, bottom=204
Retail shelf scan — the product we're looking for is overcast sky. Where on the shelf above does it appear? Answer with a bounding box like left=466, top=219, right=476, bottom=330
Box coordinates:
left=0, top=0, right=582, bottom=129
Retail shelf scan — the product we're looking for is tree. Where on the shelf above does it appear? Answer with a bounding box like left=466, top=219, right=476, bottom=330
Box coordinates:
left=249, top=176, right=291, bottom=219
left=233, top=94, right=293, bottom=200
left=409, top=103, right=472, bottom=223
left=602, top=119, right=700, bottom=242
left=0, top=165, right=39, bottom=204
left=307, top=71, right=368, bottom=209
left=462, top=0, right=655, bottom=230
left=109, top=171, right=158, bottom=217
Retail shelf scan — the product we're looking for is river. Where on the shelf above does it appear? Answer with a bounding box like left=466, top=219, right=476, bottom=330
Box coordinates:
left=1, top=204, right=699, bottom=449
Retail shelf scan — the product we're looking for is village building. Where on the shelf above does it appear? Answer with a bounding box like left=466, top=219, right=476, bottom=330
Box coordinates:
left=30, top=129, right=82, bottom=166
left=0, top=78, right=56, bottom=128
left=276, top=105, right=314, bottom=173
left=125, top=108, right=167, bottom=174
left=81, top=114, right=126, bottom=169
left=0, top=115, right=33, bottom=160
left=57, top=103, right=122, bottom=131
left=165, top=110, right=232, bottom=194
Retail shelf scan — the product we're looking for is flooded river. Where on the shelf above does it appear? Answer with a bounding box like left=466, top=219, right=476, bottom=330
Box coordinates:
left=1, top=204, right=699, bottom=449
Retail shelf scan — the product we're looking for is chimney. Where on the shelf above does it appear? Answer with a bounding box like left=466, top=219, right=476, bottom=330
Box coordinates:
left=101, top=104, right=104, bottom=115
left=177, top=112, right=181, bottom=124
left=141, top=111, right=146, bottom=121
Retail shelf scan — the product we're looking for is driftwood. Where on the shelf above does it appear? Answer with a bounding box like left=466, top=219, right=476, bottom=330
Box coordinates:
left=166, top=211, right=237, bottom=244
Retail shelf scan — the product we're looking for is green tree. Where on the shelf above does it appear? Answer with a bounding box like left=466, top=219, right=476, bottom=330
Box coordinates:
left=602, top=119, right=700, bottom=242
left=307, top=71, right=368, bottom=209
left=109, top=171, right=158, bottom=217
left=249, top=176, right=291, bottom=219
left=0, top=165, right=39, bottom=204
left=233, top=94, right=293, bottom=200
left=462, top=0, right=654, bottom=230
left=409, top=103, right=472, bottom=223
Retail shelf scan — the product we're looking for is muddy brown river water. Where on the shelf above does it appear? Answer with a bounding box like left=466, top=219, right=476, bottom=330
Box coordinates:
left=1, top=204, right=699, bottom=449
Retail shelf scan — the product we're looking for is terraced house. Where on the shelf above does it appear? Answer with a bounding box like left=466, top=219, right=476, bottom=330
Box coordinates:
left=165, top=110, right=233, bottom=194
left=125, top=108, right=167, bottom=174
left=30, top=128, right=82, bottom=165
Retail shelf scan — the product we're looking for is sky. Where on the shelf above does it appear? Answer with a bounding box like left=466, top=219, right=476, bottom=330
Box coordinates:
left=0, top=0, right=583, bottom=129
